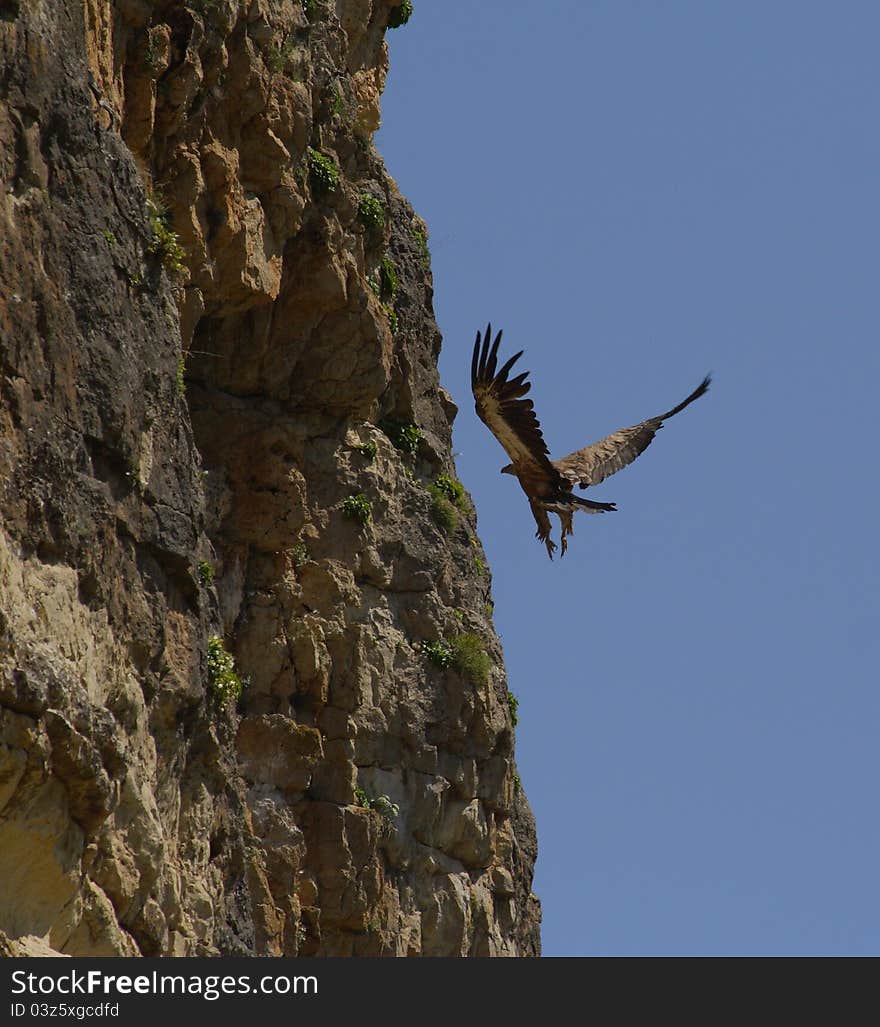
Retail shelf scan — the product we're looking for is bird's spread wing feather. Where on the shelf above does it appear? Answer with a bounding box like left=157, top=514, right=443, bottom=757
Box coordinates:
left=554, top=375, right=711, bottom=488
left=471, top=324, right=559, bottom=482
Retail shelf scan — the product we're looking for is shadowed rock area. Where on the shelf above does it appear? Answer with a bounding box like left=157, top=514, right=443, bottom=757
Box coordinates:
left=0, top=0, right=540, bottom=956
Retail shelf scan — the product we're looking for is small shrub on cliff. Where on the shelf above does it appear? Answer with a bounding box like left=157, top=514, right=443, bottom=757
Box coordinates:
left=428, top=485, right=458, bottom=533
left=432, top=474, right=467, bottom=510
left=429, top=475, right=468, bottom=532
left=358, top=193, right=385, bottom=234
left=197, top=560, right=215, bottom=585
left=380, top=420, right=422, bottom=458
left=450, top=633, right=491, bottom=686
left=427, top=474, right=467, bottom=533
left=379, top=255, right=398, bottom=298
left=422, top=639, right=455, bottom=670
left=355, top=440, right=377, bottom=460
left=342, top=492, right=371, bottom=526
left=329, top=84, right=345, bottom=118
left=292, top=541, right=310, bottom=568
left=369, top=794, right=400, bottom=820
left=146, top=198, right=186, bottom=276
left=422, top=634, right=491, bottom=685
left=355, top=788, right=398, bottom=819
left=354, top=787, right=399, bottom=821
left=469, top=536, right=486, bottom=577
left=382, top=303, right=398, bottom=333
left=387, top=1, right=413, bottom=29
left=301, top=0, right=318, bottom=21
left=267, top=35, right=297, bottom=74
left=175, top=355, right=186, bottom=395
left=506, top=690, right=520, bottom=727
left=307, top=147, right=339, bottom=195
left=207, top=636, right=247, bottom=706
left=411, top=225, right=430, bottom=268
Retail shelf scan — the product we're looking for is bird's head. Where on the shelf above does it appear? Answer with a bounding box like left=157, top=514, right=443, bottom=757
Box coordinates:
left=500, top=463, right=515, bottom=476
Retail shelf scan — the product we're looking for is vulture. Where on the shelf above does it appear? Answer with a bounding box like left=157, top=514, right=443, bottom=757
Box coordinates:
left=471, top=324, right=710, bottom=558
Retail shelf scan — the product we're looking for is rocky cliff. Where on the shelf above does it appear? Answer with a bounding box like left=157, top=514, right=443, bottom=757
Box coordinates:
left=0, top=0, right=540, bottom=957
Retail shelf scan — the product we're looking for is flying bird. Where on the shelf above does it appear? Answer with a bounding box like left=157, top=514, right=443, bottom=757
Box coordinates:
left=471, top=324, right=710, bottom=558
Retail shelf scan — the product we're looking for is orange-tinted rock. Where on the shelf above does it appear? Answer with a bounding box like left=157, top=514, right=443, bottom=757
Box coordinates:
left=0, top=0, right=540, bottom=957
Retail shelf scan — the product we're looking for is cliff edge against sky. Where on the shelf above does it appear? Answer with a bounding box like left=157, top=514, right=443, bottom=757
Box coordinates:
left=0, top=0, right=540, bottom=956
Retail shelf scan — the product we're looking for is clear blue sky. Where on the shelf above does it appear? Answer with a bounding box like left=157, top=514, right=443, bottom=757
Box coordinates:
left=376, top=1, right=880, bottom=956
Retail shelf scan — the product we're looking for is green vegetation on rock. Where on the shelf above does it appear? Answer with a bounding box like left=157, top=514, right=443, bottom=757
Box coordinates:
left=450, top=633, right=491, bottom=686
left=432, top=474, right=467, bottom=508
left=307, top=147, right=339, bottom=194
left=506, top=690, right=519, bottom=726
left=146, top=198, right=186, bottom=276
left=355, top=440, right=377, bottom=460
left=382, top=303, right=398, bottom=333
left=267, top=35, right=297, bottom=74
left=422, top=633, right=491, bottom=685
left=427, top=475, right=467, bottom=533
left=354, top=787, right=400, bottom=821
left=358, top=193, right=385, bottom=234
left=380, top=420, right=422, bottom=457
left=342, top=492, right=371, bottom=525
left=411, top=225, right=430, bottom=267
left=421, top=639, right=454, bottom=669
left=388, top=2, right=413, bottom=29
left=207, top=636, right=247, bottom=706
left=379, top=255, right=398, bottom=297
left=428, top=487, right=458, bottom=533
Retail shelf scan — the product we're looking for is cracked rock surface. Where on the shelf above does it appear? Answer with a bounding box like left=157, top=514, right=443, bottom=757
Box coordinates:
left=0, top=0, right=540, bottom=956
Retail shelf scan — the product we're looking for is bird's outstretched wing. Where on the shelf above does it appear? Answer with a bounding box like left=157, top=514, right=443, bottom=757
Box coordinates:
left=471, top=324, right=559, bottom=483
left=554, top=375, right=711, bottom=488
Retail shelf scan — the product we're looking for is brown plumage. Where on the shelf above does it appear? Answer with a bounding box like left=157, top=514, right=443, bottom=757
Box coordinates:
left=471, top=324, right=710, bottom=558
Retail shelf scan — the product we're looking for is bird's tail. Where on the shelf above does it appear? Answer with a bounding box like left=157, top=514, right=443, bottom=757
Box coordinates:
left=566, top=494, right=617, bottom=513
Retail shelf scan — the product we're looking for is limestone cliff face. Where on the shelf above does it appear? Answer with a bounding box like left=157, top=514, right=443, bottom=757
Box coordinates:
left=0, top=0, right=540, bottom=957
